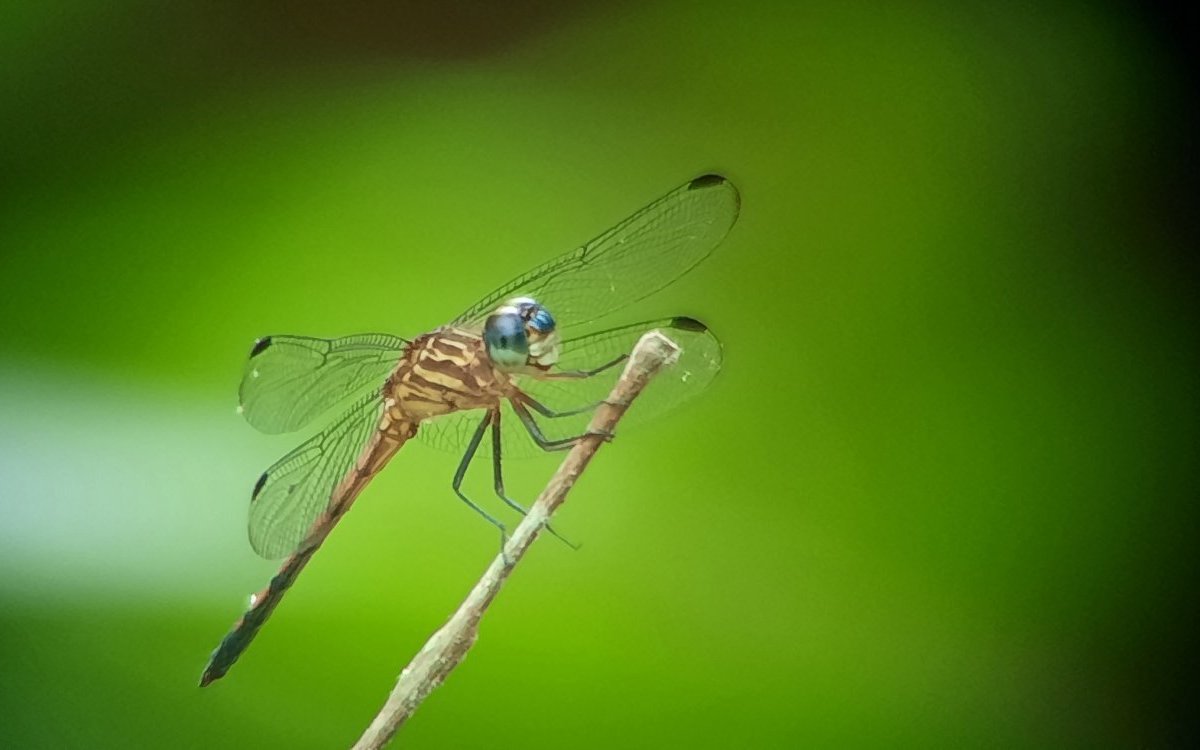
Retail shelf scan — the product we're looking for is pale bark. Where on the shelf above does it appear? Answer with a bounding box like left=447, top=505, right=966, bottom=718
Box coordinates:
left=351, top=331, right=681, bottom=750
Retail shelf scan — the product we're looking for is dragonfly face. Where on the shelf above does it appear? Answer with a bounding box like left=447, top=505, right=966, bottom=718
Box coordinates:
left=484, top=296, right=561, bottom=370
left=200, top=173, right=740, bottom=686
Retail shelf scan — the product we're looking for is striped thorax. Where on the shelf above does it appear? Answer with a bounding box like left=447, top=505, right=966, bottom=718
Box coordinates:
left=386, top=328, right=514, bottom=423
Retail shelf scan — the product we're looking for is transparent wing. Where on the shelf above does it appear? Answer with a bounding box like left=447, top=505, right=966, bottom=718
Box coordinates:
left=452, top=175, right=739, bottom=332
left=415, top=399, right=535, bottom=459
left=417, top=317, right=722, bottom=459
left=247, top=394, right=384, bottom=559
left=238, top=334, right=406, bottom=435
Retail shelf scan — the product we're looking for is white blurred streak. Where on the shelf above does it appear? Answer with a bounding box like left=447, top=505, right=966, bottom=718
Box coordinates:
left=0, top=365, right=278, bottom=605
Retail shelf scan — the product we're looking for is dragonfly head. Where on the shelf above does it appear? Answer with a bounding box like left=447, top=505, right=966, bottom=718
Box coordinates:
left=484, top=297, right=561, bottom=371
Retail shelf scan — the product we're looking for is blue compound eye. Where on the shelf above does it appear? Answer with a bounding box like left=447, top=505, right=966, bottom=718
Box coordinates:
left=530, top=307, right=556, bottom=333
left=484, top=313, right=529, bottom=368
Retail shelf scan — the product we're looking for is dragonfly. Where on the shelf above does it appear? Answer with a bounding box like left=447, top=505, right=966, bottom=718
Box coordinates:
left=199, top=173, right=740, bottom=686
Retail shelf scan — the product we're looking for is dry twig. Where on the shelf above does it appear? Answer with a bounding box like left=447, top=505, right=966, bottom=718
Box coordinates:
left=351, top=331, right=681, bottom=750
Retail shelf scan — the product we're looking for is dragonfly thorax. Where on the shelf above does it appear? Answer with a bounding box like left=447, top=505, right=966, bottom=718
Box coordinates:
left=483, top=297, right=561, bottom=371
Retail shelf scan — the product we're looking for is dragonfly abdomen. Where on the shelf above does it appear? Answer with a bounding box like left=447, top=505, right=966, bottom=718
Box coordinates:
left=200, top=424, right=414, bottom=686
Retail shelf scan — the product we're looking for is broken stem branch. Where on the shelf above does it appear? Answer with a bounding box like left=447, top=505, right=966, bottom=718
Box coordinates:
left=351, top=331, right=681, bottom=750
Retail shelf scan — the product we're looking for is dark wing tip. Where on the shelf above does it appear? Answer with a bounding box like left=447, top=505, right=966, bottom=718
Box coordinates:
left=250, top=472, right=268, bottom=501
left=670, top=316, right=709, bottom=333
left=688, top=174, right=727, bottom=190
left=249, top=337, right=273, bottom=358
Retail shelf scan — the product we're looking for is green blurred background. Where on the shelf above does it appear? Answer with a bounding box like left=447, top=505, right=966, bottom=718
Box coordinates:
left=1, top=1, right=1195, bottom=747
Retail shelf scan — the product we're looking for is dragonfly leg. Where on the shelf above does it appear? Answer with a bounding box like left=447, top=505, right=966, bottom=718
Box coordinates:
left=519, top=354, right=629, bottom=416
left=452, top=411, right=509, bottom=551
left=514, top=391, right=600, bottom=419
left=534, top=353, right=629, bottom=381
left=491, top=411, right=580, bottom=551
left=509, top=398, right=614, bottom=452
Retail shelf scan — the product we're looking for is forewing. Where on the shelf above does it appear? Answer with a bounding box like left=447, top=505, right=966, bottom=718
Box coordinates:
left=247, top=394, right=384, bottom=559
left=452, top=175, right=739, bottom=332
left=239, top=334, right=406, bottom=435
left=416, top=317, right=722, bottom=459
